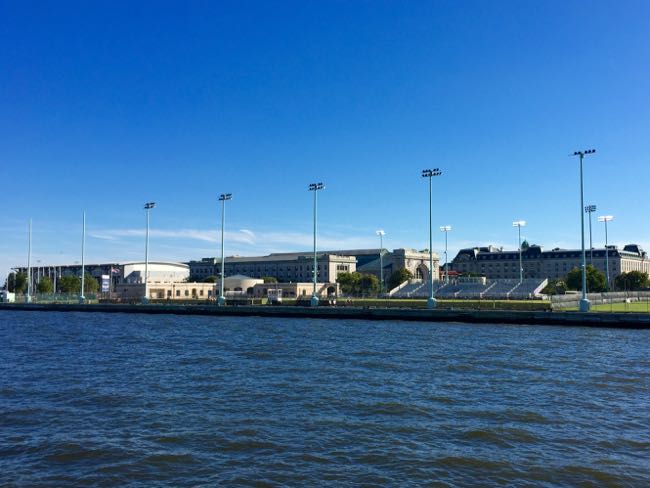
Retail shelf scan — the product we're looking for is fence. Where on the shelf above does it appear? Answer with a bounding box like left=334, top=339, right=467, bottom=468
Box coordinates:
left=551, top=291, right=650, bottom=312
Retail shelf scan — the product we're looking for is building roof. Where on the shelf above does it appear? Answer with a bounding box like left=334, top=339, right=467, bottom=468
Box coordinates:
left=453, top=244, right=647, bottom=261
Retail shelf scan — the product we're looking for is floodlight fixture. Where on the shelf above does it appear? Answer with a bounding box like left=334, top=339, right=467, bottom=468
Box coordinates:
left=308, top=182, right=325, bottom=306
left=217, top=193, right=233, bottom=306
left=421, top=168, right=443, bottom=308
left=598, top=215, right=614, bottom=291
left=572, top=148, right=596, bottom=312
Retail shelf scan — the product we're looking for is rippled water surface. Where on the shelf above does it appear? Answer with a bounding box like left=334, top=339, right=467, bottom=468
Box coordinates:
left=1, top=311, right=649, bottom=487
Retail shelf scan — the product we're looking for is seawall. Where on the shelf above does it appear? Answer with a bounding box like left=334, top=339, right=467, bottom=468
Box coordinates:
left=1, top=303, right=649, bottom=329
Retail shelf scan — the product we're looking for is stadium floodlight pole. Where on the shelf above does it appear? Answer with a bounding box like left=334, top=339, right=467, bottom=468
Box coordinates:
left=585, top=204, right=597, bottom=265
left=598, top=215, right=614, bottom=291
left=440, top=226, right=451, bottom=284
left=376, top=230, right=385, bottom=294
left=26, top=219, right=32, bottom=303
left=422, top=168, right=442, bottom=309
left=573, top=149, right=596, bottom=312
left=218, top=193, right=232, bottom=307
left=512, top=220, right=526, bottom=284
left=143, top=202, right=156, bottom=304
left=80, top=211, right=86, bottom=304
left=308, top=183, right=324, bottom=307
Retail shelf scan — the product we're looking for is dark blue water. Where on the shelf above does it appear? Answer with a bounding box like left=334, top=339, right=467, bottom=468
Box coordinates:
left=1, top=312, right=649, bottom=486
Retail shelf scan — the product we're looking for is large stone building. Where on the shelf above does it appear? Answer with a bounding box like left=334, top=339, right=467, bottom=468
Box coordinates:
left=352, top=248, right=438, bottom=284
left=188, top=248, right=438, bottom=286
left=451, top=244, right=649, bottom=281
left=188, top=253, right=356, bottom=284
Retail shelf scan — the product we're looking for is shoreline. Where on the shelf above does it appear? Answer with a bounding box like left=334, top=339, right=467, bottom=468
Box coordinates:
left=1, top=303, right=649, bottom=329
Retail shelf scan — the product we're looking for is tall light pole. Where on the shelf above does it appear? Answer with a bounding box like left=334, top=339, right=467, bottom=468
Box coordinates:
left=573, top=149, right=596, bottom=312
left=585, top=204, right=597, bottom=265
left=440, top=225, right=451, bottom=284
left=218, top=193, right=232, bottom=306
left=143, top=202, right=155, bottom=304
left=309, top=183, right=324, bottom=307
left=422, top=168, right=442, bottom=309
left=376, top=230, right=385, bottom=295
left=80, top=211, right=86, bottom=304
left=598, top=215, right=614, bottom=291
left=27, top=219, right=32, bottom=303
left=512, top=220, right=526, bottom=284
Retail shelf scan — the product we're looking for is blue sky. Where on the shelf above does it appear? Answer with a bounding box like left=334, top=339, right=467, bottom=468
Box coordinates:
left=1, top=0, right=649, bottom=279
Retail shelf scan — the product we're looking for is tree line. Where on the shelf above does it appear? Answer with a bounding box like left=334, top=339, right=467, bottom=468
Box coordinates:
left=543, top=267, right=649, bottom=294
left=5, top=272, right=99, bottom=294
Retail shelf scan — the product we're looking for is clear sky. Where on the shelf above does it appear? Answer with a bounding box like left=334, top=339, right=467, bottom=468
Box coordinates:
left=1, top=0, right=649, bottom=280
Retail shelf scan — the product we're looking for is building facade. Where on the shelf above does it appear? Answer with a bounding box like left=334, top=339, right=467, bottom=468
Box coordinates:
left=354, top=248, right=439, bottom=285
left=188, top=248, right=438, bottom=286
left=451, top=244, right=649, bottom=281
left=188, top=253, right=356, bottom=283
left=115, top=279, right=338, bottom=301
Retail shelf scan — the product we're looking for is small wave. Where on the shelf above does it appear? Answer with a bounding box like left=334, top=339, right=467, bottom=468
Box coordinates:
left=461, top=429, right=512, bottom=447
left=141, top=453, right=199, bottom=465
left=152, top=435, right=186, bottom=444
left=428, top=395, right=455, bottom=405
left=462, top=427, right=538, bottom=446
left=297, top=453, right=334, bottom=464
left=44, top=443, right=118, bottom=463
left=219, top=440, right=284, bottom=453
left=360, top=401, right=431, bottom=417
left=237, top=351, right=274, bottom=360
left=434, top=455, right=511, bottom=470
left=559, top=464, right=625, bottom=484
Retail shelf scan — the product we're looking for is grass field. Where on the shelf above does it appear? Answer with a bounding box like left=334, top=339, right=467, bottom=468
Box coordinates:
left=589, top=302, right=650, bottom=313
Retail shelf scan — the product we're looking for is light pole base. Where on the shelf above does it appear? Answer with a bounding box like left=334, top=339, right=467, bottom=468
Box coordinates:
left=427, top=297, right=437, bottom=309
left=579, top=298, right=591, bottom=312
left=141, top=297, right=149, bottom=304
left=218, top=296, right=226, bottom=307
left=79, top=296, right=86, bottom=304
left=310, top=295, right=319, bottom=307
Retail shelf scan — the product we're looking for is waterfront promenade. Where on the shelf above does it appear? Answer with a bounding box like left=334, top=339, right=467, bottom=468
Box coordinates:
left=2, top=302, right=649, bottom=329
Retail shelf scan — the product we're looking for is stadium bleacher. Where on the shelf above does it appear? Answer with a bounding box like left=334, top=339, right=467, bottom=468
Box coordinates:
left=389, top=278, right=547, bottom=299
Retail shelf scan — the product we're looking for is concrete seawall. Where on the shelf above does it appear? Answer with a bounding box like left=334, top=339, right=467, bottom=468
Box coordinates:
left=1, top=303, right=649, bottom=328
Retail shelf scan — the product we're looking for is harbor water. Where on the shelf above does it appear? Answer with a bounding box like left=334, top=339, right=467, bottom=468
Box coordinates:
left=1, top=311, right=648, bottom=486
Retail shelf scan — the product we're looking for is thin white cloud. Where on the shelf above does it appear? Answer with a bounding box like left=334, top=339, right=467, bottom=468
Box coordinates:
left=89, top=228, right=255, bottom=245
left=86, top=226, right=378, bottom=257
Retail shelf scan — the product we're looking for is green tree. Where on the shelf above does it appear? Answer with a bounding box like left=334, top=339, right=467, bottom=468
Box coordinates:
left=337, top=272, right=361, bottom=296
left=10, top=272, right=28, bottom=294
left=521, top=240, right=530, bottom=250
left=262, top=276, right=278, bottom=283
left=59, top=275, right=80, bottom=293
left=566, top=265, right=606, bottom=293
left=84, top=273, right=99, bottom=293
left=203, top=276, right=217, bottom=283
left=541, top=279, right=567, bottom=295
left=614, top=271, right=649, bottom=291
left=37, top=276, right=54, bottom=294
left=359, top=274, right=380, bottom=297
left=388, top=268, right=414, bottom=290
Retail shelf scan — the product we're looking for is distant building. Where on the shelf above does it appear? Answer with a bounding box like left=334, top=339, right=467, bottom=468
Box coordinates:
left=13, top=261, right=189, bottom=292
left=188, top=253, right=356, bottom=284
left=451, top=244, right=649, bottom=281
left=114, top=277, right=338, bottom=301
left=188, top=248, right=438, bottom=286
